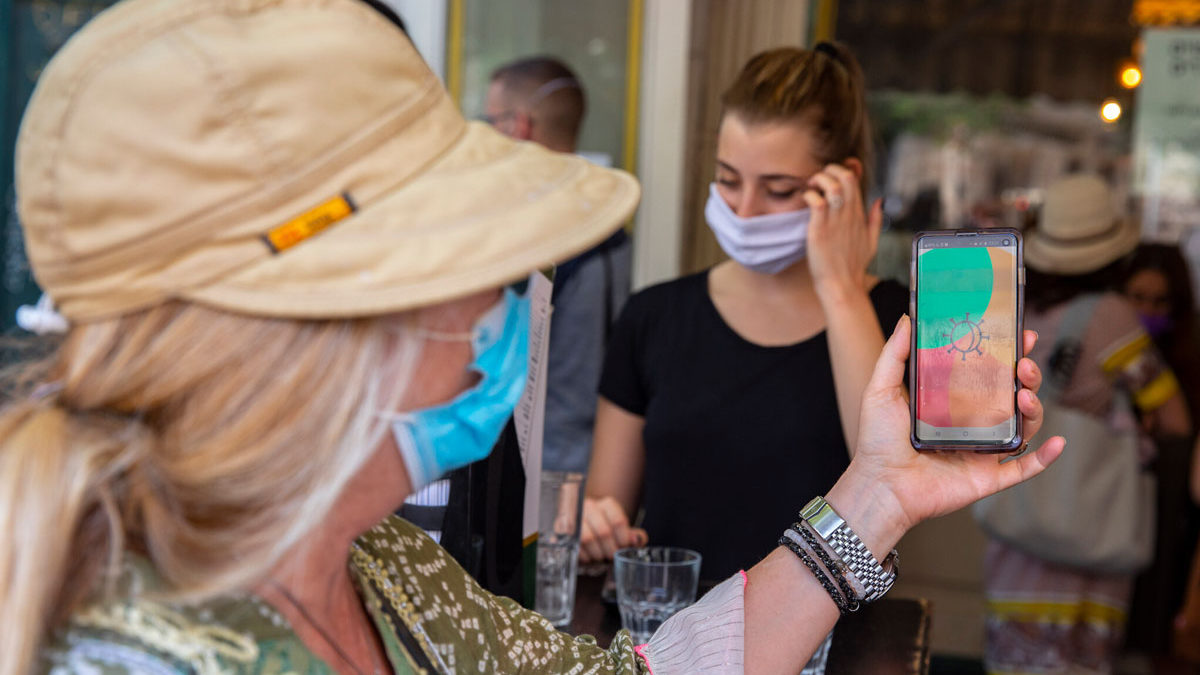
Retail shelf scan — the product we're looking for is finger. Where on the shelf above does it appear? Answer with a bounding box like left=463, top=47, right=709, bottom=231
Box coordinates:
left=599, top=499, right=634, bottom=551
left=824, top=164, right=864, bottom=208
left=864, top=314, right=911, bottom=397
left=630, top=528, right=649, bottom=547
left=582, top=503, right=615, bottom=561
left=1023, top=329, right=1039, bottom=357
left=1017, top=387, right=1045, bottom=441
left=579, top=521, right=604, bottom=563
left=1016, top=357, right=1042, bottom=394
left=807, top=172, right=845, bottom=212
left=802, top=188, right=829, bottom=235
left=999, top=435, right=1065, bottom=489
left=592, top=499, right=632, bottom=558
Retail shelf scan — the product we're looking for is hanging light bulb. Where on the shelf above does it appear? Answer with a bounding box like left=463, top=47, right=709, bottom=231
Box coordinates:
left=1100, top=98, right=1122, bottom=123
left=1120, top=63, right=1142, bottom=89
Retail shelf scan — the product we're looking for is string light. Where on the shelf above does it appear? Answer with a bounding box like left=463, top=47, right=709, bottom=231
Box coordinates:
left=1120, top=63, right=1142, bottom=89
left=1100, top=98, right=1122, bottom=123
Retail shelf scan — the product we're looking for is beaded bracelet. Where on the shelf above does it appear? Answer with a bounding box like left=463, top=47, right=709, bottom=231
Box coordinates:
left=777, top=532, right=851, bottom=614
left=789, top=523, right=862, bottom=612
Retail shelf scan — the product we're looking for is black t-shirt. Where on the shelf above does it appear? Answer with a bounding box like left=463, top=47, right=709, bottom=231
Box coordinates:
left=598, top=271, right=908, bottom=581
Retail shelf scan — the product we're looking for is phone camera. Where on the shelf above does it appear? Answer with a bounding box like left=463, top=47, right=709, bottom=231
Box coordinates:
left=1003, top=239, right=1011, bottom=245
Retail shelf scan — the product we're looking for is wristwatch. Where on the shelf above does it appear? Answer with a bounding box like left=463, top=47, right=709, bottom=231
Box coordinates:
left=800, top=496, right=899, bottom=603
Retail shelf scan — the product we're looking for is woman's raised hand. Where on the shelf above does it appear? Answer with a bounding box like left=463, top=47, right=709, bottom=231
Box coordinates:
left=803, top=163, right=882, bottom=295
left=579, top=496, right=648, bottom=563
left=826, top=316, right=1065, bottom=551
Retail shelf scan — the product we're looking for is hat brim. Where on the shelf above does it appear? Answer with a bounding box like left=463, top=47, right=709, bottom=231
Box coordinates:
left=184, top=121, right=640, bottom=318
left=1024, top=218, right=1140, bottom=275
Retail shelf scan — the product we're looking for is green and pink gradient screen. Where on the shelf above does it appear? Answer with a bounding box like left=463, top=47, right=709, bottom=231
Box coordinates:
left=914, top=240, right=1019, bottom=443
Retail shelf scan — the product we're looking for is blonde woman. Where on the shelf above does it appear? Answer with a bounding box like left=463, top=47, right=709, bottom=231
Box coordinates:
left=4, top=1, right=1060, bottom=674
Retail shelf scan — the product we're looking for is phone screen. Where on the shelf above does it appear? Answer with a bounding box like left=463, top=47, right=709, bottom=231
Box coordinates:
left=913, top=231, right=1021, bottom=446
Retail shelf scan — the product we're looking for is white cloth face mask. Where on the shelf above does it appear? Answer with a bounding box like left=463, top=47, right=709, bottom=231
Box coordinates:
left=704, top=182, right=810, bottom=275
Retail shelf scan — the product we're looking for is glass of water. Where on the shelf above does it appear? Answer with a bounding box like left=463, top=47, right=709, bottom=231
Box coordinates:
left=535, top=471, right=585, bottom=628
left=613, top=546, right=701, bottom=644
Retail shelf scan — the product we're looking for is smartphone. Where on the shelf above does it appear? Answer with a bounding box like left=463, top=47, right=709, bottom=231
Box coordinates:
left=909, top=229, right=1024, bottom=452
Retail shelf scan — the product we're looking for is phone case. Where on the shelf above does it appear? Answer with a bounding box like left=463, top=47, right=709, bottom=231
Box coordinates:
left=909, top=228, right=1025, bottom=453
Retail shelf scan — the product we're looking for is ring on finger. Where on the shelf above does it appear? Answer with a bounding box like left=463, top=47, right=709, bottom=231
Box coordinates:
left=827, top=194, right=845, bottom=210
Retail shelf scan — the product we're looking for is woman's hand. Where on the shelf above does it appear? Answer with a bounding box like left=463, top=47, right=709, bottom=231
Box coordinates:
left=803, top=163, right=882, bottom=297
left=579, top=496, right=647, bottom=563
left=827, top=316, right=1065, bottom=554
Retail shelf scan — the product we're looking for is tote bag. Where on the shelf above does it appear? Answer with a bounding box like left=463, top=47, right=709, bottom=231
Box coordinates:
left=973, top=295, right=1156, bottom=574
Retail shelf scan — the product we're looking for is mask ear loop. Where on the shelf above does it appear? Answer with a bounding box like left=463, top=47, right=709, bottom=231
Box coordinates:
left=379, top=317, right=429, bottom=412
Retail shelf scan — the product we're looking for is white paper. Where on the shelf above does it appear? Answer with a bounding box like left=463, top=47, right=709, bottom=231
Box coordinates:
left=515, top=272, right=553, bottom=542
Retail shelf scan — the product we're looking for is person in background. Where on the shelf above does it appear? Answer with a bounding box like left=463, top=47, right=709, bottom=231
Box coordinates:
left=1120, top=242, right=1200, bottom=663
left=486, top=55, right=633, bottom=474
left=1123, top=243, right=1200, bottom=427
left=581, top=42, right=908, bottom=583
left=3, top=2, right=1065, bottom=673
left=983, top=175, right=1191, bottom=675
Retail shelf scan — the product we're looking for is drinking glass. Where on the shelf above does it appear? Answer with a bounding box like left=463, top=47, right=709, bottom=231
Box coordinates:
left=613, top=546, right=701, bottom=644
left=535, top=471, right=585, bottom=628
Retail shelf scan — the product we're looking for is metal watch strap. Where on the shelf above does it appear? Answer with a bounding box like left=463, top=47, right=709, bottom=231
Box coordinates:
left=799, top=496, right=898, bottom=603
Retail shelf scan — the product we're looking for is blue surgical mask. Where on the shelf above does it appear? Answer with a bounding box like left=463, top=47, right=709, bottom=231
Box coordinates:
left=704, top=182, right=810, bottom=275
left=384, top=287, right=530, bottom=490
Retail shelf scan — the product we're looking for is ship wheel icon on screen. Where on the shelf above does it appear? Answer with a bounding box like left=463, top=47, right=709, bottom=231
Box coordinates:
left=943, top=313, right=989, bottom=361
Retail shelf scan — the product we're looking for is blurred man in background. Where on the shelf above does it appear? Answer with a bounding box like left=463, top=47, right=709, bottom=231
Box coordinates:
left=487, top=56, right=633, bottom=474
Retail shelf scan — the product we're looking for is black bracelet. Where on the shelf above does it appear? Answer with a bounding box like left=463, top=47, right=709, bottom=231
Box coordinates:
left=778, top=534, right=851, bottom=614
left=791, top=522, right=862, bottom=612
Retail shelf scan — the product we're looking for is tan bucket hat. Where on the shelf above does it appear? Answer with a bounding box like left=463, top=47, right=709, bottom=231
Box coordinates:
left=16, top=0, right=640, bottom=322
left=1024, top=174, right=1139, bottom=275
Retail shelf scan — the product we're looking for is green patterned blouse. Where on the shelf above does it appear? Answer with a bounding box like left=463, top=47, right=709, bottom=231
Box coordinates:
left=39, top=516, right=649, bottom=675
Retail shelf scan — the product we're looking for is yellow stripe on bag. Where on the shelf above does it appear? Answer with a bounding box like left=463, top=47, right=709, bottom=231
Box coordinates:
left=984, top=598, right=1123, bottom=624
left=1080, top=600, right=1127, bottom=626
left=1135, top=371, right=1180, bottom=410
left=987, top=599, right=1127, bottom=626
left=1101, top=332, right=1152, bottom=374
left=263, top=193, right=356, bottom=253
left=988, top=600, right=1080, bottom=625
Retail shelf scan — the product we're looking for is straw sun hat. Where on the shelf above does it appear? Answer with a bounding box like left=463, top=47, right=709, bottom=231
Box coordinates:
left=1024, top=174, right=1140, bottom=276
left=16, top=0, right=639, bottom=322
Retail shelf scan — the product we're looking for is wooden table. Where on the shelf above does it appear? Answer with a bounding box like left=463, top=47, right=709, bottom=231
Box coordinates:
left=569, top=571, right=931, bottom=674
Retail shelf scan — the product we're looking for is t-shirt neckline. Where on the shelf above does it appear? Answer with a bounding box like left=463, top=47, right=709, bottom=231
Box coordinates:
left=699, top=269, right=830, bottom=351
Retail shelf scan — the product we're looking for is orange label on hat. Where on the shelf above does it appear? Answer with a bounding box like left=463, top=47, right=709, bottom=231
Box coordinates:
left=263, top=193, right=356, bottom=253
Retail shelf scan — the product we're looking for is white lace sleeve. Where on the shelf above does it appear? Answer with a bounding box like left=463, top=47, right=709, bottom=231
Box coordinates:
left=637, top=571, right=746, bottom=674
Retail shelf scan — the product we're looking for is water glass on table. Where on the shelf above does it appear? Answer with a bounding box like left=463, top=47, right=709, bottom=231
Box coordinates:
left=613, top=546, right=701, bottom=644
left=535, top=471, right=585, bottom=628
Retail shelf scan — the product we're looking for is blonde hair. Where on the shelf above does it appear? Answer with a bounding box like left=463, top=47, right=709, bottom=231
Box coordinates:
left=721, top=43, right=874, bottom=191
left=0, top=301, right=416, bottom=675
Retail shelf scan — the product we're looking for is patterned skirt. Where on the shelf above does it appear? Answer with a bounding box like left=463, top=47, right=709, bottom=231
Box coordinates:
left=983, top=538, right=1134, bottom=675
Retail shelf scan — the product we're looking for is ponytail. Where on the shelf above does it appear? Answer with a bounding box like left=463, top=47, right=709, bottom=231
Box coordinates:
left=0, top=400, right=145, bottom=675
